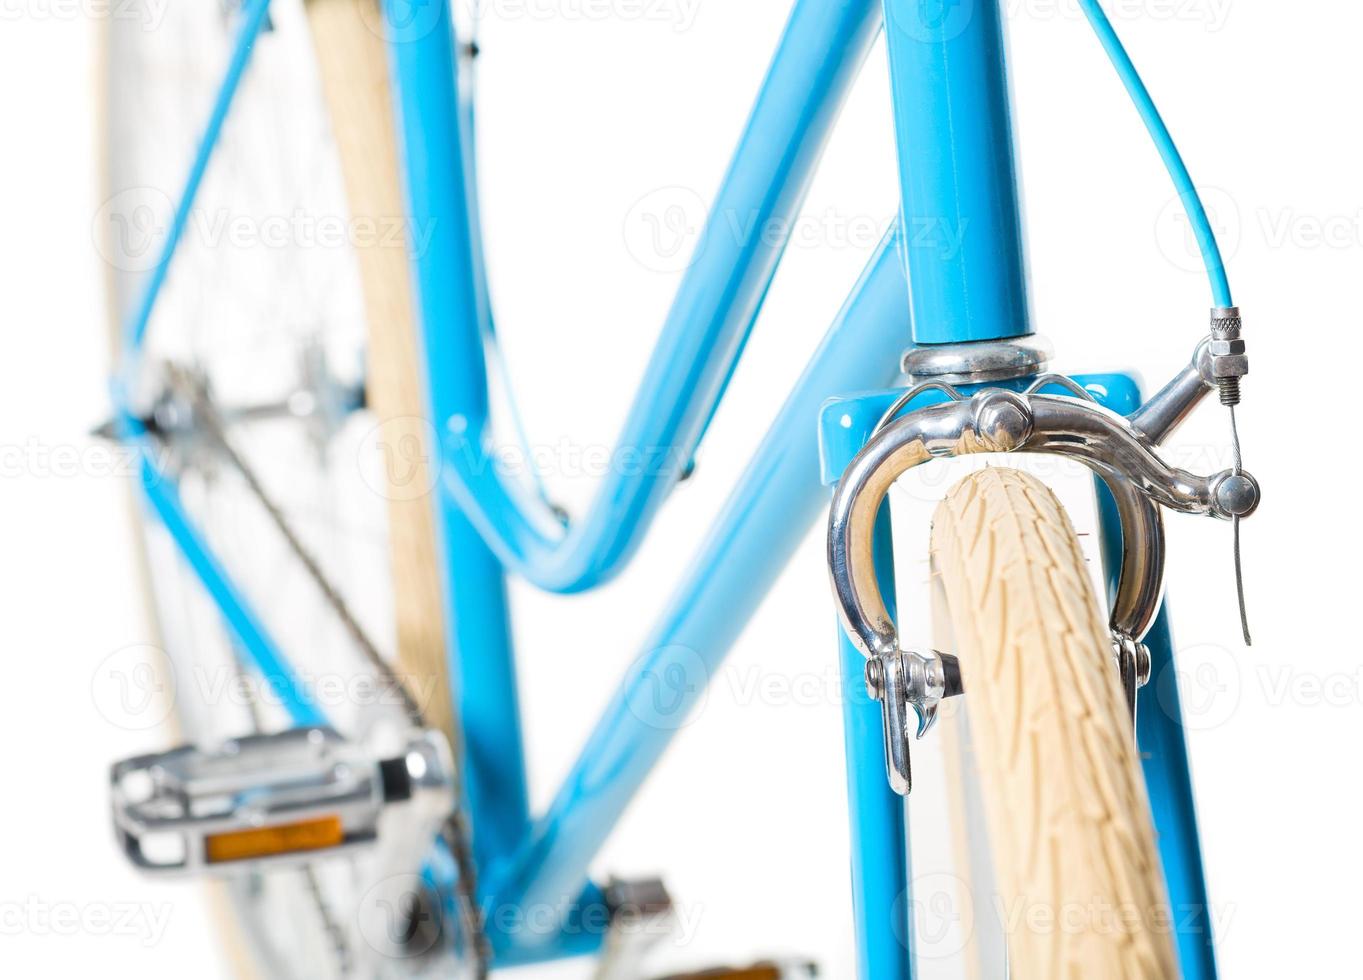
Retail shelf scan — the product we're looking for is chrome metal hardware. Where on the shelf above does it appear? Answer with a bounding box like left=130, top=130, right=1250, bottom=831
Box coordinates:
left=864, top=648, right=963, bottom=794
left=102, top=354, right=365, bottom=470
left=1128, top=338, right=1216, bottom=445
left=111, top=725, right=454, bottom=876
left=827, top=335, right=1261, bottom=794
left=1209, top=306, right=1247, bottom=406
left=901, top=335, right=1052, bottom=385
left=1112, top=632, right=1152, bottom=731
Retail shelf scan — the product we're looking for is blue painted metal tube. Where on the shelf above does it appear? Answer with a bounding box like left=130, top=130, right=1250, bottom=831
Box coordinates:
left=437, top=0, right=886, bottom=595
left=1095, top=488, right=1218, bottom=979
left=837, top=506, right=913, bottom=980
left=383, top=0, right=530, bottom=875
left=1077, top=0, right=1232, bottom=308
left=483, top=226, right=910, bottom=921
left=119, top=0, right=273, bottom=381
left=137, top=454, right=325, bottom=729
left=1141, top=608, right=1219, bottom=978
left=882, top=0, right=1031, bottom=344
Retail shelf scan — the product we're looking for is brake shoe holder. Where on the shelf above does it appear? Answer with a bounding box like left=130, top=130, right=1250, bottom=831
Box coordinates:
left=826, top=331, right=1259, bottom=795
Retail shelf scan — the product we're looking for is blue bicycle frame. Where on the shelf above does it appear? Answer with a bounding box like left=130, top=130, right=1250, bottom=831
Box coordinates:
left=114, top=0, right=1222, bottom=975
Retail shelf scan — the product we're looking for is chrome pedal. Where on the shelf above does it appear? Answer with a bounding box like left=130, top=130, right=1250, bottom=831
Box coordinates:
left=111, top=725, right=454, bottom=876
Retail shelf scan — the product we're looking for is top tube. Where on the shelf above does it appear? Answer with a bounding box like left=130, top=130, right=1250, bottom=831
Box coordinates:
left=399, top=0, right=887, bottom=594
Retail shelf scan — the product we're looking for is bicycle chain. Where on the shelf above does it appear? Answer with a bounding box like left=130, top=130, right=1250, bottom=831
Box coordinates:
left=165, top=365, right=491, bottom=978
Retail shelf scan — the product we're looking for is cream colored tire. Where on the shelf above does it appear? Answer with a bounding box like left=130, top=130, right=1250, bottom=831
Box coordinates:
left=931, top=468, right=1177, bottom=978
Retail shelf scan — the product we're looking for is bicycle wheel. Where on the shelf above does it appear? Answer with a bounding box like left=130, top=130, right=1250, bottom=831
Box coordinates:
left=930, top=468, right=1176, bottom=977
left=100, top=0, right=453, bottom=974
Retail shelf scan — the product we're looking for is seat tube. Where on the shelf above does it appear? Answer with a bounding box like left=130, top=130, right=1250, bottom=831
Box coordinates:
left=883, top=0, right=1032, bottom=344
left=385, top=0, right=531, bottom=877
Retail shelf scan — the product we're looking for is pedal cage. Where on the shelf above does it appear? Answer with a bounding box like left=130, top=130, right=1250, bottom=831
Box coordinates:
left=111, top=725, right=454, bottom=876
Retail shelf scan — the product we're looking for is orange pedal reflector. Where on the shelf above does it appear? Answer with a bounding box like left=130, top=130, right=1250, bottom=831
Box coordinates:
left=205, top=815, right=345, bottom=864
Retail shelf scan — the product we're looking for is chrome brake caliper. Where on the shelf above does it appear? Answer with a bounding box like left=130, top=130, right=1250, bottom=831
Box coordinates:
left=828, top=314, right=1259, bottom=795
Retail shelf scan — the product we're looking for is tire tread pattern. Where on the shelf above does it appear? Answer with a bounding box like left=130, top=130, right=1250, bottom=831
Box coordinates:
left=931, top=468, right=1176, bottom=979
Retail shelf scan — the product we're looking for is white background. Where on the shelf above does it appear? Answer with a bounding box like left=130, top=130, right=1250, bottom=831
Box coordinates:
left=2, top=0, right=1360, bottom=976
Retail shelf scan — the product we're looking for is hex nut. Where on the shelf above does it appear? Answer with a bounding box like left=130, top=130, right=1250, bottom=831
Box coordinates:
left=1211, top=353, right=1249, bottom=378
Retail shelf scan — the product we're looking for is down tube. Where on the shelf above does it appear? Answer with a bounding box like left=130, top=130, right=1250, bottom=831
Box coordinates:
left=486, top=228, right=911, bottom=920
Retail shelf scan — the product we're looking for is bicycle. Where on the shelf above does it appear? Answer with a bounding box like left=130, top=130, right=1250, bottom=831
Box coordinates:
left=99, top=0, right=1256, bottom=976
